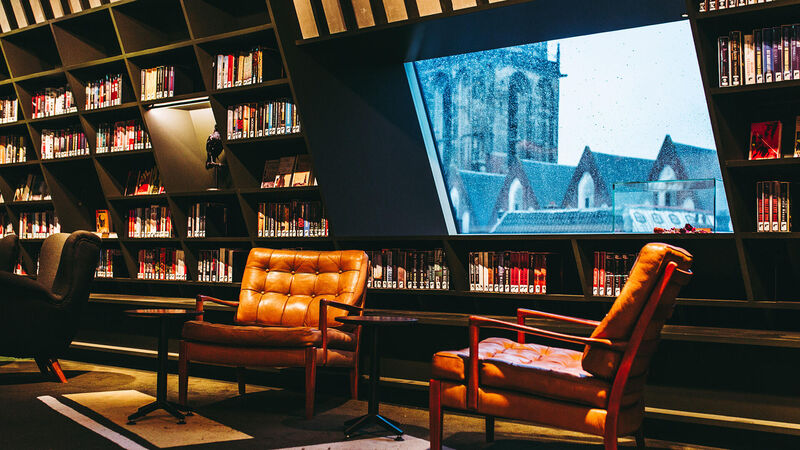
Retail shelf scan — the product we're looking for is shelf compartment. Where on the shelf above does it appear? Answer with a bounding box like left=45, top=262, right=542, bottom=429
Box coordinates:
left=111, top=0, right=191, bottom=53
left=66, top=60, right=137, bottom=111
left=127, top=46, right=205, bottom=102
left=14, top=72, right=76, bottom=121
left=195, top=29, right=283, bottom=91
left=51, top=9, right=121, bottom=66
left=1, top=25, right=63, bottom=77
left=41, top=160, right=106, bottom=231
left=182, top=0, right=270, bottom=38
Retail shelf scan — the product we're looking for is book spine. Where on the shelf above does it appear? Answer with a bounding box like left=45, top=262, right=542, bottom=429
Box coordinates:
left=730, top=31, right=741, bottom=86
left=774, top=27, right=783, bottom=82
left=757, top=181, right=763, bottom=232
left=744, top=34, right=755, bottom=85
left=755, top=29, right=763, bottom=83
left=780, top=182, right=790, bottom=232
left=719, top=36, right=730, bottom=87
left=784, top=25, right=793, bottom=81
left=764, top=28, right=773, bottom=83
left=772, top=181, right=779, bottom=232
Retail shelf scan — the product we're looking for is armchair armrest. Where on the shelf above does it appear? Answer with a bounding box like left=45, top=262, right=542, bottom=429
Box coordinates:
left=319, top=299, right=364, bottom=364
left=0, top=271, right=60, bottom=305
left=195, top=294, right=239, bottom=321
left=516, top=308, right=599, bottom=343
left=466, top=315, right=625, bottom=410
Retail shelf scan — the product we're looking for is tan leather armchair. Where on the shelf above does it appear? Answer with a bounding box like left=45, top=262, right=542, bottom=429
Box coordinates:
left=429, top=243, right=693, bottom=450
left=178, top=248, right=369, bottom=418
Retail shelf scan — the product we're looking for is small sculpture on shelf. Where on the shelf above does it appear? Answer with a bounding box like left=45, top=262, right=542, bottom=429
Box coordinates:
left=206, top=124, right=224, bottom=191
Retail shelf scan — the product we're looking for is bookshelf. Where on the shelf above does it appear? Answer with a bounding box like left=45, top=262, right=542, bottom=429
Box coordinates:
left=0, top=0, right=324, bottom=296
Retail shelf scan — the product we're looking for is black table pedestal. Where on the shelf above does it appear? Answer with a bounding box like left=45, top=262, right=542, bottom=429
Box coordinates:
left=127, top=316, right=188, bottom=425
left=344, top=327, right=403, bottom=441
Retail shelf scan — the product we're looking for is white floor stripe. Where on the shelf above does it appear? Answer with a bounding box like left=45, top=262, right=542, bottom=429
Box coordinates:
left=37, top=396, right=148, bottom=450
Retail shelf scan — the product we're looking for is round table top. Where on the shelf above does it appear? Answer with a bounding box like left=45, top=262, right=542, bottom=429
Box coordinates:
left=125, top=308, right=202, bottom=318
left=336, top=315, right=418, bottom=326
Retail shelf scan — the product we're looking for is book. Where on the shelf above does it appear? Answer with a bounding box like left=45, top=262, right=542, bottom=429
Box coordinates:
left=467, top=251, right=555, bottom=294
left=749, top=121, right=781, bottom=159
left=755, top=29, right=763, bottom=83
left=274, top=156, right=296, bottom=188
left=292, top=155, right=313, bottom=186
left=718, top=36, right=730, bottom=87
left=730, top=31, right=741, bottom=86
left=744, top=34, right=755, bottom=85
left=260, top=159, right=281, bottom=188
left=95, top=210, right=110, bottom=236
left=757, top=181, right=792, bottom=232
left=795, top=116, right=800, bottom=157
left=292, top=0, right=319, bottom=39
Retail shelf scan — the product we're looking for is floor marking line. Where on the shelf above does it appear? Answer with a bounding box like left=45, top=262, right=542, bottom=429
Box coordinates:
left=37, top=395, right=148, bottom=450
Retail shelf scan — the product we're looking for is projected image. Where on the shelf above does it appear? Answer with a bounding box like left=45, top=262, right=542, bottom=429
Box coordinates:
left=412, top=20, right=731, bottom=234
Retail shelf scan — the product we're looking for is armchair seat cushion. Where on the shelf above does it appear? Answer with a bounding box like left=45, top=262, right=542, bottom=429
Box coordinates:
left=182, top=320, right=356, bottom=350
left=432, top=337, right=642, bottom=409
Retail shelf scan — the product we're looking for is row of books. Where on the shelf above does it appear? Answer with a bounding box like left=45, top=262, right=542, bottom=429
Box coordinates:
left=40, top=128, right=88, bottom=159
left=96, top=120, right=152, bottom=153
left=31, top=87, right=77, bottom=118
left=469, top=251, right=551, bottom=294
left=748, top=120, right=800, bottom=159
left=137, top=248, right=187, bottom=280
left=718, top=26, right=800, bottom=87
left=699, top=0, right=775, bottom=12
left=187, top=202, right=227, bottom=238
left=0, top=98, right=18, bottom=123
left=197, top=249, right=247, bottom=283
left=96, top=249, right=123, bottom=278
left=367, top=248, right=450, bottom=290
left=139, top=66, right=175, bottom=101
left=18, top=211, right=60, bottom=239
left=592, top=252, right=636, bottom=297
left=123, top=167, right=165, bottom=196
left=756, top=181, right=792, bottom=232
left=256, top=201, right=328, bottom=237
left=214, top=47, right=272, bottom=89
left=85, top=74, right=123, bottom=110
left=226, top=100, right=300, bottom=140
left=14, top=253, right=34, bottom=276
left=260, top=155, right=315, bottom=188
left=0, top=136, right=27, bottom=164
left=13, top=174, right=50, bottom=202
left=127, top=206, right=173, bottom=238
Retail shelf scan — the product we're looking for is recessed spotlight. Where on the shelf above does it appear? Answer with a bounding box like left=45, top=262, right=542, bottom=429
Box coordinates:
left=681, top=13, right=689, bottom=18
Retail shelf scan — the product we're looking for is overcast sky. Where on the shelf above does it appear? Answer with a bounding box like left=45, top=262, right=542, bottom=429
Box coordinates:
left=554, top=20, right=715, bottom=166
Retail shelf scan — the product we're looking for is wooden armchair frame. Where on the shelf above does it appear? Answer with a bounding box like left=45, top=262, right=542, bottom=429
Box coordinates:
left=430, top=261, right=692, bottom=450
left=179, top=292, right=365, bottom=419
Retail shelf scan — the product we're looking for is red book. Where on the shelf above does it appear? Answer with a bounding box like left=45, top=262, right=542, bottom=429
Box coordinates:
left=749, top=121, right=782, bottom=159
left=772, top=181, right=780, bottom=232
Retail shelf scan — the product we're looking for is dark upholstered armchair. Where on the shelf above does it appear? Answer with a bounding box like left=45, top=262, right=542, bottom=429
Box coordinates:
left=0, top=231, right=101, bottom=382
left=0, top=234, right=19, bottom=272
left=429, top=243, right=693, bottom=450
left=179, top=248, right=369, bottom=418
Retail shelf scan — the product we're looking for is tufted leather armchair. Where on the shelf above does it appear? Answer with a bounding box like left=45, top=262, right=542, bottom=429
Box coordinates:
left=0, top=231, right=101, bottom=382
left=429, top=243, right=693, bottom=450
left=178, top=248, right=369, bottom=418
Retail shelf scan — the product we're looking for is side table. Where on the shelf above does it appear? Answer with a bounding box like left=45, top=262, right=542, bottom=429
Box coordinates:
left=125, top=308, right=200, bottom=425
left=336, top=315, right=418, bottom=440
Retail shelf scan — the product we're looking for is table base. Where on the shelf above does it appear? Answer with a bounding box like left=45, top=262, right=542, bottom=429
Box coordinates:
left=127, top=400, right=192, bottom=425
left=344, top=413, right=403, bottom=440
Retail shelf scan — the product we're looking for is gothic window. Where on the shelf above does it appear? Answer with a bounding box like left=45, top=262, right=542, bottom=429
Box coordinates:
left=508, top=178, right=524, bottom=211
left=461, top=211, right=470, bottom=233
left=578, top=172, right=595, bottom=209
left=537, top=79, right=555, bottom=149
left=455, top=71, right=472, bottom=169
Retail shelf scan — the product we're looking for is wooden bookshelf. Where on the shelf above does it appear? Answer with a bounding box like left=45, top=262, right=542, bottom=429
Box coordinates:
left=0, top=0, right=324, bottom=288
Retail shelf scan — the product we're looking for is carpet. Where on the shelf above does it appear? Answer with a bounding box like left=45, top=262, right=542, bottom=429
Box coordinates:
left=62, top=390, right=253, bottom=448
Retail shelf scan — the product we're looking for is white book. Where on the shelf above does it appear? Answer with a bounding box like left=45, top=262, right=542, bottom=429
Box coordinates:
left=744, top=34, right=755, bottom=85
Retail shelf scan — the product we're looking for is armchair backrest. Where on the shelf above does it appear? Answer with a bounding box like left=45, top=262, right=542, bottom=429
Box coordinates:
left=582, top=243, right=693, bottom=379
left=0, top=234, right=19, bottom=272
left=37, top=231, right=101, bottom=308
left=236, top=248, right=369, bottom=328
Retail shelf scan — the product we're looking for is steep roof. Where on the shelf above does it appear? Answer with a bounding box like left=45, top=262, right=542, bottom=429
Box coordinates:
left=519, top=159, right=575, bottom=208
left=671, top=141, right=722, bottom=180
left=458, top=169, right=506, bottom=227
left=592, top=152, right=654, bottom=193
left=491, top=208, right=613, bottom=234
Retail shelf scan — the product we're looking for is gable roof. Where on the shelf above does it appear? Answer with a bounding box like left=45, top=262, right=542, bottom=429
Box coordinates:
left=671, top=141, right=722, bottom=180
left=519, top=159, right=575, bottom=208
left=592, top=152, right=654, bottom=193
left=458, top=169, right=506, bottom=227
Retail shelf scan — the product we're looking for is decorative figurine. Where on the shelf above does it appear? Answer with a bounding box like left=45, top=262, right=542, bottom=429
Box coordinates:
left=206, top=124, right=224, bottom=190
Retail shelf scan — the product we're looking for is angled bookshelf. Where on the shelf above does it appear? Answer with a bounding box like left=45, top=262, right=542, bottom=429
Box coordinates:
left=0, top=0, right=327, bottom=296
